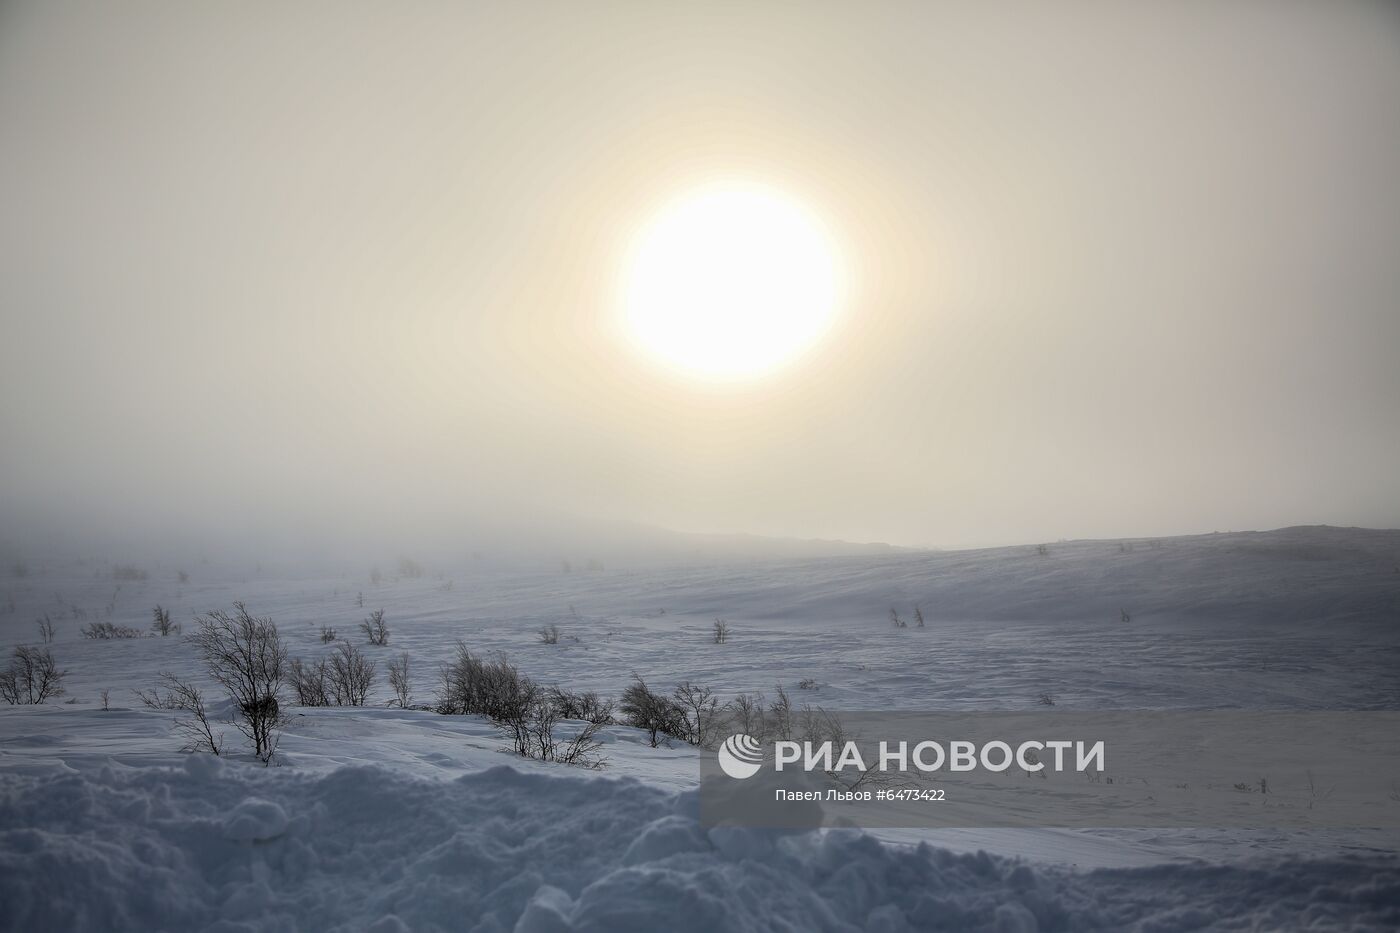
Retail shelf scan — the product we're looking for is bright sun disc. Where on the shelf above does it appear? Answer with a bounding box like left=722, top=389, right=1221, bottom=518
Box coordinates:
left=621, top=183, right=842, bottom=380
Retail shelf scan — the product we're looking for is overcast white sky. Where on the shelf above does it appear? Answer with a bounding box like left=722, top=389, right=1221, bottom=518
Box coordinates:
left=2, top=1, right=1398, bottom=556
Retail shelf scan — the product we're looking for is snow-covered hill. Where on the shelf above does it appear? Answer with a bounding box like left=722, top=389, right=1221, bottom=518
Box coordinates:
left=1, top=525, right=1398, bottom=930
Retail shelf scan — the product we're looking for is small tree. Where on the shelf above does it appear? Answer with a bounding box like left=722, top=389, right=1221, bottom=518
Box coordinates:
left=712, top=619, right=730, bottom=644
left=546, top=686, right=613, bottom=724
left=290, top=657, right=332, bottom=706
left=190, top=603, right=286, bottom=763
left=538, top=624, right=561, bottom=645
left=36, top=615, right=54, bottom=644
left=619, top=675, right=687, bottom=747
left=890, top=608, right=906, bottom=628
left=387, top=653, right=412, bottom=708
left=151, top=605, right=178, bottom=636
left=362, top=609, right=389, bottom=646
left=914, top=605, right=925, bottom=628
left=0, top=646, right=66, bottom=704
left=672, top=681, right=724, bottom=747
left=499, top=700, right=606, bottom=768
left=327, top=642, right=376, bottom=706
left=436, top=643, right=535, bottom=722
left=136, top=672, right=223, bottom=755
left=319, top=624, right=337, bottom=644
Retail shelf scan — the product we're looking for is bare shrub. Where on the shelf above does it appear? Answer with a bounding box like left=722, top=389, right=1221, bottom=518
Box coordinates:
left=672, top=681, right=724, bottom=747
left=712, top=619, right=730, bottom=643
left=101, top=689, right=110, bottom=711
left=361, top=609, right=389, bottom=646
left=797, top=678, right=819, bottom=690
left=731, top=691, right=767, bottom=738
left=290, top=657, right=332, bottom=706
left=914, top=605, right=925, bottom=628
left=498, top=701, right=606, bottom=769
left=768, top=684, right=795, bottom=742
left=0, top=646, right=66, bottom=704
left=82, top=621, right=143, bottom=639
left=112, top=564, right=148, bottom=581
left=1037, top=692, right=1056, bottom=706
left=151, top=605, right=179, bottom=636
left=546, top=687, right=613, bottom=725
left=436, top=643, right=535, bottom=722
left=619, top=675, right=688, bottom=747
left=177, top=570, right=189, bottom=584
left=890, top=608, right=906, bottom=628
left=538, top=624, right=561, bottom=645
left=1120, top=608, right=1132, bottom=624
left=327, top=642, right=376, bottom=706
left=319, top=625, right=337, bottom=644
left=397, top=557, right=423, bottom=579
left=190, top=603, right=286, bottom=763
left=387, top=653, right=412, bottom=708
left=136, top=672, right=223, bottom=755
left=36, top=615, right=54, bottom=644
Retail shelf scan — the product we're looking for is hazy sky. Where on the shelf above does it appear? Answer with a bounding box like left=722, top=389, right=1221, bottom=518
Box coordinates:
left=2, top=1, right=1398, bottom=555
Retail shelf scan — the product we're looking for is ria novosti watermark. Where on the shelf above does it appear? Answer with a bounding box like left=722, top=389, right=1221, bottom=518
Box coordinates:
left=700, top=711, right=1400, bottom=829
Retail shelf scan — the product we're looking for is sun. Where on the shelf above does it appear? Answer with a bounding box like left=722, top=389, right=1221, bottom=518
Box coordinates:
left=620, top=182, right=844, bottom=381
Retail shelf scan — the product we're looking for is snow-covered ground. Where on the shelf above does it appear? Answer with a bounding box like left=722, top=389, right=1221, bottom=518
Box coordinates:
left=2, top=525, right=1399, bottom=930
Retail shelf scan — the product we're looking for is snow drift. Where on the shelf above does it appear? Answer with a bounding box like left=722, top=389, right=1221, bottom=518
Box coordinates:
left=2, top=758, right=1396, bottom=932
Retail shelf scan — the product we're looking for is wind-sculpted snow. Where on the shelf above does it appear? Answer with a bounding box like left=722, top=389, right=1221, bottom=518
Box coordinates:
left=1, top=759, right=1397, bottom=932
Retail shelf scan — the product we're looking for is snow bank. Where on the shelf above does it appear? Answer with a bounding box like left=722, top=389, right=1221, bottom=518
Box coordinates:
left=1, top=759, right=1396, bottom=932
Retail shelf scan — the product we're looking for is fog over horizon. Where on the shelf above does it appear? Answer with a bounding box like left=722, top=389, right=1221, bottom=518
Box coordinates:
left=3, top=1, right=1399, bottom=564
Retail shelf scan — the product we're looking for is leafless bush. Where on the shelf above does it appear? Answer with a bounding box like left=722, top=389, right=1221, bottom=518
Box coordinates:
left=712, top=619, right=730, bottom=643
left=151, top=605, right=178, bottom=636
left=731, top=691, right=767, bottom=738
left=290, top=657, right=332, bottom=706
left=101, top=689, right=110, bottom=711
left=83, top=621, right=144, bottom=639
left=36, top=615, right=54, bottom=643
left=1120, top=608, right=1132, bottom=624
left=619, top=675, right=688, bottom=747
left=112, top=564, right=148, bottom=581
left=177, top=570, right=189, bottom=584
left=136, top=672, right=223, bottom=755
left=538, top=624, right=561, bottom=645
left=890, top=608, right=906, bottom=628
left=0, top=646, right=66, bottom=704
left=1037, top=692, right=1056, bottom=706
left=768, top=684, right=795, bottom=742
left=797, top=678, right=819, bottom=690
left=361, top=609, right=389, bottom=646
left=327, top=642, right=376, bottom=706
left=498, top=700, right=606, bottom=768
left=190, top=603, right=286, bottom=763
left=914, top=605, right=925, bottom=628
left=436, top=643, right=535, bottom=722
left=397, top=557, right=423, bottom=579
left=319, top=625, right=337, bottom=644
left=387, top=653, right=412, bottom=708
left=1036, top=544, right=1049, bottom=556
left=546, top=687, right=613, bottom=724
left=672, top=681, right=725, bottom=747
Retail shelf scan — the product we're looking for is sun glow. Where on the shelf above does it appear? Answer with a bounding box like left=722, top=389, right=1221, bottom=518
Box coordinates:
left=620, top=183, right=844, bottom=381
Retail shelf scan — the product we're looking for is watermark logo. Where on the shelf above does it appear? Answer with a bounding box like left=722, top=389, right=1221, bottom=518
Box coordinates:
left=717, top=733, right=764, bottom=779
